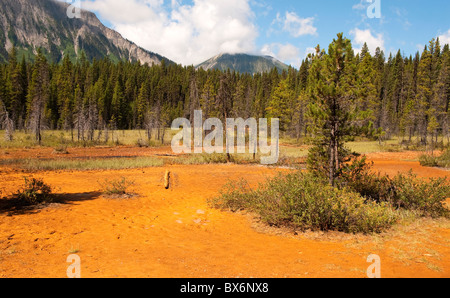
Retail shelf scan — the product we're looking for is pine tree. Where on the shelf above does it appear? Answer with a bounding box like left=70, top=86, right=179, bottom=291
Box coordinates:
left=266, top=78, right=294, bottom=132
left=6, top=47, right=27, bottom=128
left=200, top=77, right=216, bottom=119
left=306, top=33, right=362, bottom=186
left=57, top=55, right=75, bottom=138
left=399, top=57, right=418, bottom=142
left=74, top=84, right=85, bottom=140
left=355, top=43, right=379, bottom=136
left=0, top=65, right=14, bottom=141
left=111, top=79, right=124, bottom=131
left=136, top=80, right=150, bottom=129
left=432, top=47, right=450, bottom=143
left=216, top=71, right=233, bottom=161
left=416, top=44, right=434, bottom=145
left=26, top=49, right=49, bottom=144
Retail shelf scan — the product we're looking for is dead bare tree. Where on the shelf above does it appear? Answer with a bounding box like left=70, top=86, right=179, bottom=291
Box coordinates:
left=0, top=99, right=14, bottom=141
left=144, top=108, right=155, bottom=142
left=85, top=97, right=98, bottom=141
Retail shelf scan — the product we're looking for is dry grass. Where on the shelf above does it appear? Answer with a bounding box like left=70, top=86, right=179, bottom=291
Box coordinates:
left=1, top=157, right=164, bottom=171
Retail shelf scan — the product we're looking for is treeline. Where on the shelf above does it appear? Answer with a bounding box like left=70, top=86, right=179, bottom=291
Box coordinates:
left=0, top=36, right=449, bottom=145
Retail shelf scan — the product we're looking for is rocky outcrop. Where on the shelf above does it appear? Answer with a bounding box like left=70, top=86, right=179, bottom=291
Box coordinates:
left=0, top=0, right=172, bottom=64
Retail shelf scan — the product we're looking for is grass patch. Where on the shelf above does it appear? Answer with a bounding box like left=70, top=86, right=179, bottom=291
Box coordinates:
left=68, top=247, right=80, bottom=254
left=174, top=150, right=305, bottom=167
left=0, top=129, right=177, bottom=149
left=2, top=157, right=164, bottom=171
left=176, top=153, right=232, bottom=165
left=98, top=177, right=135, bottom=197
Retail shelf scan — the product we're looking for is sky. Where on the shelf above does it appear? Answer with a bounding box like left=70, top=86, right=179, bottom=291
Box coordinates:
left=64, top=0, right=450, bottom=68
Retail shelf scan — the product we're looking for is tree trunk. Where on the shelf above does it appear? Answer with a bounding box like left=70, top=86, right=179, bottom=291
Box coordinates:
left=36, top=112, right=42, bottom=145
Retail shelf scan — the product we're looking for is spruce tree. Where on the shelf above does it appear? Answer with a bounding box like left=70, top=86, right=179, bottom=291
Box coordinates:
left=306, top=34, right=363, bottom=186
left=26, top=49, right=49, bottom=144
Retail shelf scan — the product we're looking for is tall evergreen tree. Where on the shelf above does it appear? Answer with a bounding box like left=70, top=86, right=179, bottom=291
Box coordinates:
left=306, top=33, right=362, bottom=186
left=26, top=49, right=49, bottom=144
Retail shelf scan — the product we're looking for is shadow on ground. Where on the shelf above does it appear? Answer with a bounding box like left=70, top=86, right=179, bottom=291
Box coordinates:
left=0, top=192, right=103, bottom=215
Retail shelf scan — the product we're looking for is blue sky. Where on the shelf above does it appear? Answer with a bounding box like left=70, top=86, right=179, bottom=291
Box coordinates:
left=253, top=0, right=450, bottom=58
left=68, top=0, right=450, bottom=67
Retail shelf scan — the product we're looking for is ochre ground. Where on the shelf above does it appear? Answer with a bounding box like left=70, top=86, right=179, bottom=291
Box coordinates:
left=0, top=147, right=449, bottom=278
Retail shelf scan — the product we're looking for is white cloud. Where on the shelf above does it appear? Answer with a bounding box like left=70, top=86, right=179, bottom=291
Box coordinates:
left=352, top=1, right=366, bottom=11
left=270, top=11, right=317, bottom=38
left=275, top=11, right=317, bottom=37
left=350, top=28, right=385, bottom=55
left=261, top=43, right=303, bottom=67
left=439, top=29, right=450, bottom=46
left=277, top=44, right=300, bottom=61
left=79, top=0, right=258, bottom=66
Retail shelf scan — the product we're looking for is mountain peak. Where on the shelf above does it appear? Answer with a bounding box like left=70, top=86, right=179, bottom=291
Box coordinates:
left=196, top=53, right=290, bottom=74
left=0, top=0, right=172, bottom=64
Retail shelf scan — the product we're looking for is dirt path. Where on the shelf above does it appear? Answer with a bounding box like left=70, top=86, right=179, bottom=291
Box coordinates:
left=0, top=149, right=449, bottom=278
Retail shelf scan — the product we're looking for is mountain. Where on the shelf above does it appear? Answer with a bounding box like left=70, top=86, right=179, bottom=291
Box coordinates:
left=0, top=0, right=172, bottom=64
left=196, top=53, right=291, bottom=74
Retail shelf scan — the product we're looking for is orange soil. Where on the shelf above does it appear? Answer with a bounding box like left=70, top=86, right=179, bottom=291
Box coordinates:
left=0, top=148, right=449, bottom=278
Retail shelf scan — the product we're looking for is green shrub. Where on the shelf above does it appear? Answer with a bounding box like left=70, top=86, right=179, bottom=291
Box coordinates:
left=419, top=154, right=439, bottom=167
left=342, top=157, right=450, bottom=218
left=339, top=156, right=396, bottom=203
left=99, top=177, right=135, bottom=196
left=420, top=150, right=450, bottom=168
left=53, top=145, right=69, bottom=154
left=389, top=172, right=450, bottom=218
left=210, top=171, right=397, bottom=234
left=14, top=177, right=53, bottom=206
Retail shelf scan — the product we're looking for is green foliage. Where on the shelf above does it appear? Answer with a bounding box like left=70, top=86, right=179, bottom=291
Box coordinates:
left=99, top=177, right=135, bottom=196
left=419, top=150, right=450, bottom=168
left=8, top=157, right=163, bottom=171
left=210, top=171, right=397, bottom=234
left=0, top=33, right=449, bottom=150
left=342, top=156, right=450, bottom=218
left=14, top=177, right=53, bottom=206
left=389, top=172, right=450, bottom=218
left=305, top=34, right=368, bottom=186
left=211, top=155, right=450, bottom=234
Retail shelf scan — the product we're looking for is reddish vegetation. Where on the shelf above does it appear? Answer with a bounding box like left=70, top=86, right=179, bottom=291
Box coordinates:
left=0, top=147, right=449, bottom=278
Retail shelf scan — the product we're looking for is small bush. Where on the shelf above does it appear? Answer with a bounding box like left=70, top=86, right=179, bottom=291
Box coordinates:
left=339, top=156, right=396, bottom=203
left=99, top=177, right=135, bottom=196
left=419, top=154, right=439, bottom=167
left=420, top=150, right=450, bottom=168
left=53, top=145, right=69, bottom=154
left=210, top=171, right=397, bottom=234
left=380, top=144, right=403, bottom=152
left=342, top=157, right=450, bottom=218
left=389, top=172, right=450, bottom=218
left=14, top=177, right=53, bottom=206
left=136, top=138, right=149, bottom=148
